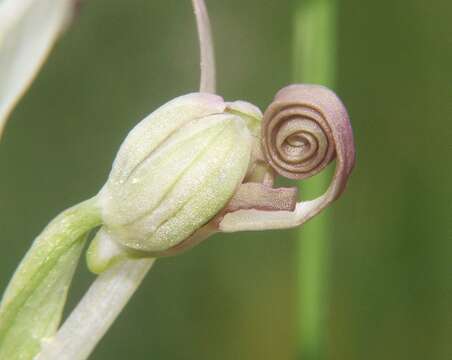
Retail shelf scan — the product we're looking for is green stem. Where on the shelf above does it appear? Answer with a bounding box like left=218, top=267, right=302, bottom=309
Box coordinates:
left=293, top=0, right=337, bottom=359
left=0, top=197, right=102, bottom=360
left=36, top=257, right=155, bottom=360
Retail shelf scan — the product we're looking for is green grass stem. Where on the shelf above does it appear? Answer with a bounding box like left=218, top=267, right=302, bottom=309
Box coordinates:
left=293, top=0, right=337, bottom=359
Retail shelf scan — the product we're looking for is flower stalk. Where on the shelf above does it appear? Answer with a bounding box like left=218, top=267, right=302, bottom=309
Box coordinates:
left=35, top=258, right=155, bottom=360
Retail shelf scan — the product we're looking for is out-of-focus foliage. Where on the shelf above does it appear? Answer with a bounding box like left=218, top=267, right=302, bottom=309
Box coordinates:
left=0, top=0, right=450, bottom=359
left=0, top=0, right=74, bottom=138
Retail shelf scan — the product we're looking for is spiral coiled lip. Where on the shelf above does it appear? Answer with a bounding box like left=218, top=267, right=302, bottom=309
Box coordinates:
left=218, top=84, right=355, bottom=233
left=262, top=84, right=355, bottom=200
left=263, top=103, right=335, bottom=180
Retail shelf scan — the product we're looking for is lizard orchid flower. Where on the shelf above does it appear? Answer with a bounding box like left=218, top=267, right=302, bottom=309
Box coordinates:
left=0, top=1, right=355, bottom=359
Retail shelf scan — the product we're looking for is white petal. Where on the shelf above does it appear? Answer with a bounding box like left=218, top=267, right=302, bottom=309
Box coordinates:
left=0, top=0, right=74, bottom=139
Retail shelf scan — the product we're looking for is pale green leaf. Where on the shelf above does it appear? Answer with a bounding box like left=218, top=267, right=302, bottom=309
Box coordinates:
left=0, top=198, right=102, bottom=360
left=0, top=0, right=74, bottom=139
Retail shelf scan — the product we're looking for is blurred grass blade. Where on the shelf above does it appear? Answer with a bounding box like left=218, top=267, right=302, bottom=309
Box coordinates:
left=293, top=0, right=337, bottom=358
left=0, top=198, right=102, bottom=360
left=0, top=0, right=75, bottom=140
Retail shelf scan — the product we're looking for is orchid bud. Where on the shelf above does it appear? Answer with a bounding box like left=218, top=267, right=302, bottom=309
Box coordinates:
left=93, top=93, right=260, bottom=263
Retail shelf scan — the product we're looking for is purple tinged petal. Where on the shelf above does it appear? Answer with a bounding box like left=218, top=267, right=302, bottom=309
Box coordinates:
left=219, top=84, right=355, bottom=232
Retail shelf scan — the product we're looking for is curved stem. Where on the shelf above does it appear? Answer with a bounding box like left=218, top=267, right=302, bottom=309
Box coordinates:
left=192, top=0, right=216, bottom=93
left=293, top=0, right=337, bottom=359
left=35, top=258, right=155, bottom=360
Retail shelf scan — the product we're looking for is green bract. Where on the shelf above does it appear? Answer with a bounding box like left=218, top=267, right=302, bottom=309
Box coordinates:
left=97, top=93, right=260, bottom=254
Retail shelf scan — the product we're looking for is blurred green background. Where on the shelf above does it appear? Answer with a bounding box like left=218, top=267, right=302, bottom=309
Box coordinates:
left=1, top=0, right=451, bottom=359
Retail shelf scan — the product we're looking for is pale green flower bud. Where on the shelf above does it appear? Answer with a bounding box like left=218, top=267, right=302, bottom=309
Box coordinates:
left=94, top=93, right=258, bottom=261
